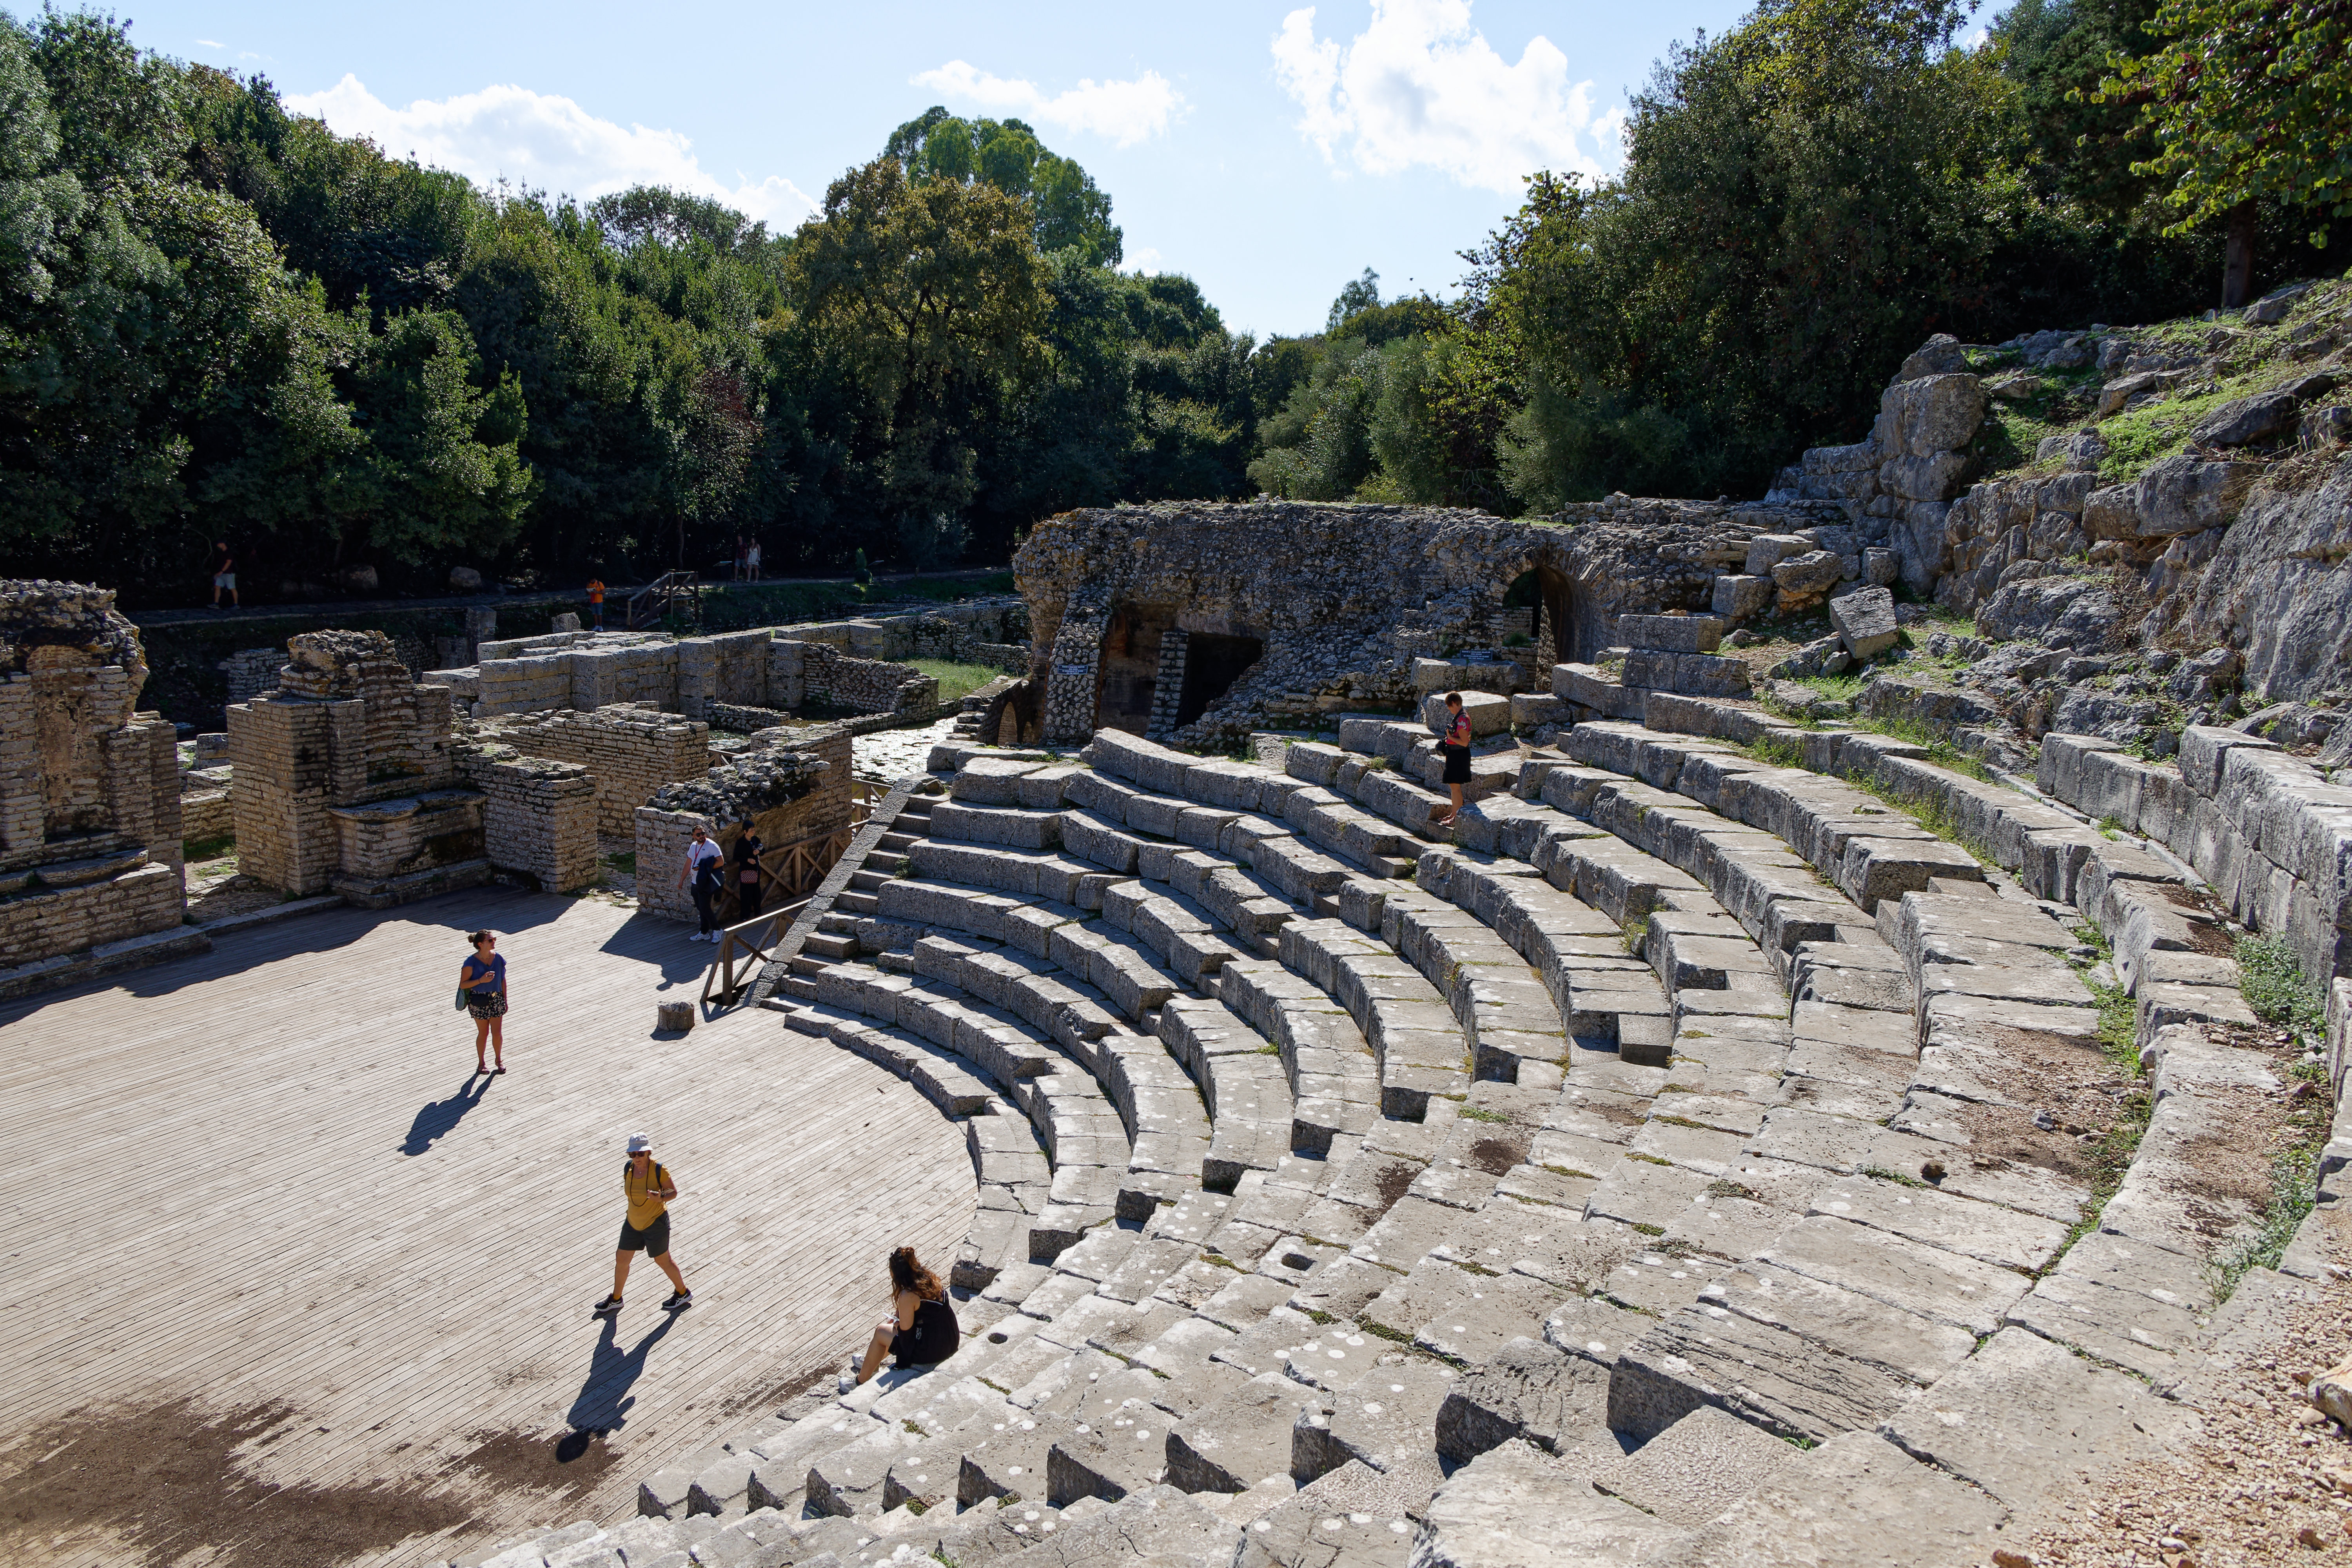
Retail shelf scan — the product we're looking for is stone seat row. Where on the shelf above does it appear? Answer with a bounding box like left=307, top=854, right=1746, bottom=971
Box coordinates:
left=597, top=719, right=2230, bottom=1561
left=1318, top=714, right=2286, bottom=1449
left=477, top=723, right=2253, bottom=1568
left=706, top=739, right=1726, bottom=1547
left=1496, top=707, right=2327, bottom=1450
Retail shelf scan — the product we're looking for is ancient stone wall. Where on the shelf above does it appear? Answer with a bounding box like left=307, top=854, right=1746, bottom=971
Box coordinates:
left=677, top=629, right=773, bottom=718
left=764, top=639, right=937, bottom=717
left=433, top=599, right=1021, bottom=729
left=483, top=705, right=711, bottom=839
left=218, top=646, right=283, bottom=704
left=181, top=788, right=232, bottom=844
left=228, top=630, right=482, bottom=902
left=632, top=726, right=853, bottom=923
left=1013, top=501, right=1827, bottom=746
left=0, top=580, right=194, bottom=992
left=2042, top=728, right=2352, bottom=980
left=457, top=747, right=599, bottom=893
left=326, top=790, right=487, bottom=907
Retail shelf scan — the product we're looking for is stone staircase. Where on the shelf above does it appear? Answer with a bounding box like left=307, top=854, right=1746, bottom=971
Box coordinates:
left=457, top=693, right=2331, bottom=1568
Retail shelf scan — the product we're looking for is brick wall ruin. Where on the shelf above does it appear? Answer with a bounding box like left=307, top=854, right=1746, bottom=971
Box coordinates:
left=228, top=630, right=617, bottom=904
left=457, top=747, right=599, bottom=893
left=426, top=598, right=1018, bottom=724
left=227, top=631, right=491, bottom=906
left=0, top=580, right=196, bottom=996
left=771, top=640, right=937, bottom=716
left=482, top=705, right=713, bottom=839
left=634, top=725, right=855, bottom=924
left=218, top=646, right=284, bottom=704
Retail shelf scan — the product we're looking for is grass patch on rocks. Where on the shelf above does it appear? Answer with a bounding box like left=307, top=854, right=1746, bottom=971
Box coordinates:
left=909, top=659, right=1007, bottom=706
left=2047, top=922, right=2157, bottom=1261
left=2235, top=934, right=2327, bottom=1039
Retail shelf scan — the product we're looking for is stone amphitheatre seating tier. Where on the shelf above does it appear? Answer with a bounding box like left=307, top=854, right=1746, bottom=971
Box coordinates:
left=465, top=690, right=2325, bottom=1568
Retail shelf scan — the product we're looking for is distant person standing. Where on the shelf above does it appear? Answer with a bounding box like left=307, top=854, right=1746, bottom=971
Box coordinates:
left=677, top=824, right=724, bottom=942
left=1434, top=691, right=1473, bottom=828
left=745, top=538, right=761, bottom=581
left=593, top=1134, right=691, bottom=1317
left=457, top=929, right=507, bottom=1074
left=585, top=577, right=606, bottom=631
left=733, top=535, right=748, bottom=582
left=207, top=543, right=238, bottom=609
left=731, top=819, right=764, bottom=924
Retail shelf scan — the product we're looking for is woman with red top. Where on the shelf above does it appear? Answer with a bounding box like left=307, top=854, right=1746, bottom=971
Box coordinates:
left=1435, top=691, right=1473, bottom=828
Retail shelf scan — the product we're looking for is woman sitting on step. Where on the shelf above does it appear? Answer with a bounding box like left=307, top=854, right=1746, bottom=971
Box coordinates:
left=848, top=1246, right=959, bottom=1388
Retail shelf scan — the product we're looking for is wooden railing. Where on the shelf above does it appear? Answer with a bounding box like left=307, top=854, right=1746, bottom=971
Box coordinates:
left=626, top=570, right=699, bottom=630
left=699, top=899, right=803, bottom=1007
left=699, top=780, right=886, bottom=1009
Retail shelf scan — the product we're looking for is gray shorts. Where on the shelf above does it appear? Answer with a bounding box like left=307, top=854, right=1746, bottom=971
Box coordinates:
left=213, top=572, right=236, bottom=590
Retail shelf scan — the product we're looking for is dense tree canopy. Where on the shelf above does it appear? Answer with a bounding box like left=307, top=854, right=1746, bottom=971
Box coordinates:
left=0, top=8, right=1254, bottom=602
left=1251, top=0, right=2341, bottom=511
left=2, top=0, right=2344, bottom=604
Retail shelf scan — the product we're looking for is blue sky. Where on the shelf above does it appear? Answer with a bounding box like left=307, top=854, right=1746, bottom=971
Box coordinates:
left=104, top=0, right=1758, bottom=337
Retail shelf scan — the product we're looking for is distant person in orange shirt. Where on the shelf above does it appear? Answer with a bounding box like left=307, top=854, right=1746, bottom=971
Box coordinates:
left=586, top=577, right=606, bottom=631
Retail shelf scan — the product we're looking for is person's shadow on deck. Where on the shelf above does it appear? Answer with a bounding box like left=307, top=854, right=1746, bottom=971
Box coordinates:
left=566, top=1311, right=681, bottom=1434
left=399, top=1073, right=492, bottom=1156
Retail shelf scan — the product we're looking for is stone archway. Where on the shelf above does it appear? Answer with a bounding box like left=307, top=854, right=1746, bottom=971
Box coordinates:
left=1501, top=563, right=1584, bottom=670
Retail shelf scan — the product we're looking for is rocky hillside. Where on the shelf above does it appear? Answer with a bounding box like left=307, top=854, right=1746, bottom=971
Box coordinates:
left=1753, top=270, right=2351, bottom=771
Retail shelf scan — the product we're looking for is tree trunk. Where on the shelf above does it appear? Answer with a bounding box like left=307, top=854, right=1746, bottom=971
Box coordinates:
left=2221, top=201, right=2258, bottom=310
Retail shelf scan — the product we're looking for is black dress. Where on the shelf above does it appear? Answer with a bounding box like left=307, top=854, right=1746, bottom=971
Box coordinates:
left=1439, top=714, right=1474, bottom=784
left=890, top=1294, right=959, bottom=1366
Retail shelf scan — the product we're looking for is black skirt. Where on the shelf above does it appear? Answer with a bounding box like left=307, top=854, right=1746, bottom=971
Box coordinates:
left=891, top=1296, right=960, bottom=1366
left=1441, top=744, right=1473, bottom=784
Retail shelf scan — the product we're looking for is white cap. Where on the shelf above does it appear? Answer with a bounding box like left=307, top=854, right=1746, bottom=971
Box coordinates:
left=626, top=1133, right=652, bottom=1153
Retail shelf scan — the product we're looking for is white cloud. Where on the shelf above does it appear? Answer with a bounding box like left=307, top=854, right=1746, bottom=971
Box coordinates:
left=282, top=75, right=819, bottom=227
left=910, top=61, right=1185, bottom=147
left=1125, top=246, right=1164, bottom=273
left=1271, top=0, right=1617, bottom=193
left=197, top=38, right=224, bottom=49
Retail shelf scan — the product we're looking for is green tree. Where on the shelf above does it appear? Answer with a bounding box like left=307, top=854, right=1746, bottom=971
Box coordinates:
left=1491, top=0, right=2023, bottom=505
left=789, top=155, right=1045, bottom=553
left=2097, top=0, right=2352, bottom=304
left=343, top=309, right=531, bottom=563
left=884, top=107, right=1122, bottom=265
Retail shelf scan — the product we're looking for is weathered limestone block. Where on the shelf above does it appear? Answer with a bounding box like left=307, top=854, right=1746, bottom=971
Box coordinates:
left=1771, top=550, right=1844, bottom=596
left=1880, top=372, right=1987, bottom=457
left=1617, top=615, right=1723, bottom=654
left=1711, top=574, right=1772, bottom=619
left=2132, top=454, right=2261, bottom=537
left=1746, top=534, right=1813, bottom=576
left=1828, top=586, right=1898, bottom=661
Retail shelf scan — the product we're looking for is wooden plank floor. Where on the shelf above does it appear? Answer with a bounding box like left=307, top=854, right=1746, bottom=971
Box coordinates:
left=0, top=890, right=975, bottom=1566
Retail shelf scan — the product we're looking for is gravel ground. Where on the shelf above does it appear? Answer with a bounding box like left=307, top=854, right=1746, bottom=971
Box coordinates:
left=2019, top=1232, right=2352, bottom=1567
left=852, top=716, right=963, bottom=783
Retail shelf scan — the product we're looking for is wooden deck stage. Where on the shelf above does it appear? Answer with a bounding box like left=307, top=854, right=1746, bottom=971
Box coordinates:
left=0, top=890, right=976, bottom=1566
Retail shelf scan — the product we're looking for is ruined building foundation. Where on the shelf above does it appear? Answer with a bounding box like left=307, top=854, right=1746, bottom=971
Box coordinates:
left=0, top=581, right=195, bottom=998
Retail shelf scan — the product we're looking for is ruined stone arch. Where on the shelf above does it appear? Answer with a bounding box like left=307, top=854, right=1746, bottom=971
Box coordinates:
left=1498, top=555, right=1590, bottom=666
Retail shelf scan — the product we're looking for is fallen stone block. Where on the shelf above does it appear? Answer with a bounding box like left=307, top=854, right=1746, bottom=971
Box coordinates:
left=1416, top=1441, right=1692, bottom=1568
left=1828, top=586, right=1898, bottom=661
